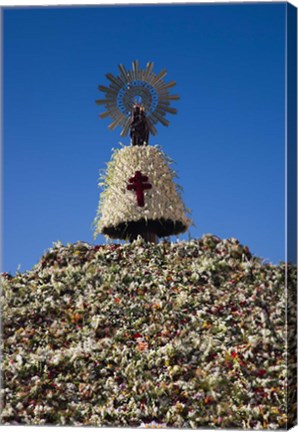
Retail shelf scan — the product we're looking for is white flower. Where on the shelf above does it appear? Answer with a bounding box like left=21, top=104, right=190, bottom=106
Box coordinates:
left=139, top=421, right=167, bottom=428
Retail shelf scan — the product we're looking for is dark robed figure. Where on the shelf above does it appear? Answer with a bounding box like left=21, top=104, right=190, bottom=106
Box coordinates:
left=130, top=105, right=150, bottom=146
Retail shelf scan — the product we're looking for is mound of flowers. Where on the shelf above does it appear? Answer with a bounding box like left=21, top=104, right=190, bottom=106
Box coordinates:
left=1, top=235, right=296, bottom=428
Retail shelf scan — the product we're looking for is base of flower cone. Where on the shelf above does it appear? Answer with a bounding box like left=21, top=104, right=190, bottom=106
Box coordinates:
left=101, top=217, right=188, bottom=240
left=94, top=145, right=191, bottom=241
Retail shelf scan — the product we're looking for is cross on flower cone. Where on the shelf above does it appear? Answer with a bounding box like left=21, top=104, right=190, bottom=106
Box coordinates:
left=127, top=171, right=152, bottom=207
left=94, top=145, right=191, bottom=241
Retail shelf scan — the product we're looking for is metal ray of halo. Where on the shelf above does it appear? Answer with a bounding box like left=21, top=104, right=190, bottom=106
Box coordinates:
left=96, top=60, right=179, bottom=136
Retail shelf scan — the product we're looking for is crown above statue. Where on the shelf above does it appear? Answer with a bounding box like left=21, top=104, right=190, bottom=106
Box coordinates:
left=96, top=60, right=179, bottom=137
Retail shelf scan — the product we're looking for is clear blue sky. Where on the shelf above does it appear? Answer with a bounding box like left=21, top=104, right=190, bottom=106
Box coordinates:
left=3, top=3, right=286, bottom=273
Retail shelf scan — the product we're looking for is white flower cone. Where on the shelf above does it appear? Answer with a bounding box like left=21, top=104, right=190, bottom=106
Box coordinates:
left=94, top=145, right=191, bottom=240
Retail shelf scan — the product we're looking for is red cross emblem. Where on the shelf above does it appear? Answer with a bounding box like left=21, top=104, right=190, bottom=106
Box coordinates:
left=127, top=171, right=152, bottom=207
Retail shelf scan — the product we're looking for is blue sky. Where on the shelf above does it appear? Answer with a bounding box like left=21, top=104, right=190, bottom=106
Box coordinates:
left=3, top=3, right=286, bottom=273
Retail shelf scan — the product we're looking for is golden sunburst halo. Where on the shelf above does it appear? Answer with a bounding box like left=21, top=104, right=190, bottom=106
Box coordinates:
left=96, top=60, right=179, bottom=136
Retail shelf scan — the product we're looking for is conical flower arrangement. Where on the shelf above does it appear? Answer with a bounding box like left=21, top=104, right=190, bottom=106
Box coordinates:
left=94, top=145, right=191, bottom=241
